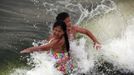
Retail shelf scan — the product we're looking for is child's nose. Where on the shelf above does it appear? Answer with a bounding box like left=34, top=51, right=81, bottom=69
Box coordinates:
left=55, top=31, right=59, bottom=35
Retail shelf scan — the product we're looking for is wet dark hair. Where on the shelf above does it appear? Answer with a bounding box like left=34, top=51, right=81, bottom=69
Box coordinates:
left=53, top=21, right=70, bottom=56
left=56, top=12, right=69, bottom=21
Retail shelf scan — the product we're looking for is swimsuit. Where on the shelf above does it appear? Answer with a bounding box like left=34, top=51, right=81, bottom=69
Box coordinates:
left=48, top=50, right=78, bottom=74
left=47, top=38, right=78, bottom=74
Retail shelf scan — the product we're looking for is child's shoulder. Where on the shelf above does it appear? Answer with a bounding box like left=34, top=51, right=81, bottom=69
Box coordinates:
left=73, top=24, right=81, bottom=28
left=72, top=25, right=81, bottom=31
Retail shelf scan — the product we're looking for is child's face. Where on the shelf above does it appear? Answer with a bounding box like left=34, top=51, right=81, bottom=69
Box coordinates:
left=53, top=26, right=64, bottom=39
left=64, top=17, right=72, bottom=27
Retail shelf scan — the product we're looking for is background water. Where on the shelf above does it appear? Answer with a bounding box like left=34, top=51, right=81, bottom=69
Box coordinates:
left=0, top=0, right=134, bottom=75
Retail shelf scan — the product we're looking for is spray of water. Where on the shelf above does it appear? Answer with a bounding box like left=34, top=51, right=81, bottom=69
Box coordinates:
left=76, top=0, right=116, bottom=25
left=11, top=52, right=63, bottom=75
left=101, top=18, right=134, bottom=72
left=70, top=38, right=97, bottom=74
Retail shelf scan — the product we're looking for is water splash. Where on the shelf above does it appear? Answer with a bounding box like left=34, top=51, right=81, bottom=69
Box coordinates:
left=77, top=0, right=116, bottom=25
left=11, top=38, right=97, bottom=75
left=70, top=38, right=96, bottom=73
left=101, top=18, right=134, bottom=73
left=29, top=0, right=116, bottom=25
left=27, top=52, right=63, bottom=75
left=11, top=52, right=63, bottom=75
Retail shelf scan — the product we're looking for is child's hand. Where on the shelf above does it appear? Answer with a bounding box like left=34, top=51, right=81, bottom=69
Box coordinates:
left=20, top=49, right=30, bottom=53
left=93, top=43, right=101, bottom=50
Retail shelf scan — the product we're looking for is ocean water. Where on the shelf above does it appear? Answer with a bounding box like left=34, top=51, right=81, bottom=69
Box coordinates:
left=0, top=0, right=134, bottom=75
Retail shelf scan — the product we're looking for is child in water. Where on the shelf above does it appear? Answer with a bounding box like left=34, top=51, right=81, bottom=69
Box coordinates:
left=55, top=12, right=101, bottom=49
left=20, top=21, right=75, bottom=74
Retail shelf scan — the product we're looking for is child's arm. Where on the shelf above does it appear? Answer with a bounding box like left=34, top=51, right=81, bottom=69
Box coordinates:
left=20, top=39, right=57, bottom=53
left=74, top=26, right=100, bottom=43
left=74, top=26, right=101, bottom=49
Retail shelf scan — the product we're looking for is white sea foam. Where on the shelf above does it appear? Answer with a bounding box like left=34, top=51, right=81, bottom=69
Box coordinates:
left=101, top=18, right=134, bottom=72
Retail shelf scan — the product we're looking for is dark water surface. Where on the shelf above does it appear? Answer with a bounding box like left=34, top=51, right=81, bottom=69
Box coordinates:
left=0, top=0, right=50, bottom=73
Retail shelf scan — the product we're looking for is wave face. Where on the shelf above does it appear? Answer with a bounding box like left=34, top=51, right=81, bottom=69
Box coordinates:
left=0, top=0, right=134, bottom=75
